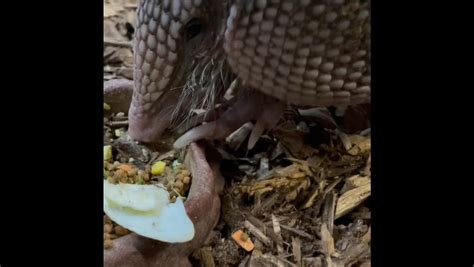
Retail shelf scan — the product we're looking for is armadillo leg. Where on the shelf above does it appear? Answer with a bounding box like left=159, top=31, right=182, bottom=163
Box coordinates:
left=176, top=97, right=238, bottom=135
left=174, top=90, right=285, bottom=149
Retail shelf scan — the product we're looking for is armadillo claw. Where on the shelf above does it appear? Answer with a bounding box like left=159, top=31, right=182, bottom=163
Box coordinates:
left=174, top=91, right=285, bottom=150
left=175, top=98, right=237, bottom=136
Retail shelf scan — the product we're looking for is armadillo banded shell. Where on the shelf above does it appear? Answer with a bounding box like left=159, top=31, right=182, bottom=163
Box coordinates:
left=130, top=0, right=202, bottom=115
left=224, top=0, right=371, bottom=107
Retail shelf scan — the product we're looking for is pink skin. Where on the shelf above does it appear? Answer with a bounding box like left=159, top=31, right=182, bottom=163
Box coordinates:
left=174, top=90, right=285, bottom=150
left=103, top=79, right=181, bottom=144
left=104, top=142, right=224, bottom=267
left=127, top=85, right=186, bottom=143
left=127, top=109, right=170, bottom=144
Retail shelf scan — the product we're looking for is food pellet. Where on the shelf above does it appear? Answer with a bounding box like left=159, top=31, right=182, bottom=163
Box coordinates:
left=107, top=176, right=117, bottom=184
left=183, top=176, right=191, bottom=184
left=115, top=225, right=129, bottom=236
left=104, top=224, right=113, bottom=233
left=174, top=180, right=184, bottom=190
left=104, top=239, right=113, bottom=249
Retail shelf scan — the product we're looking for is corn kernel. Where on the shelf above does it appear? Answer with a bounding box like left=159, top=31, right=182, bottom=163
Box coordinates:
left=151, top=161, right=166, bottom=175
left=104, top=145, right=112, bottom=161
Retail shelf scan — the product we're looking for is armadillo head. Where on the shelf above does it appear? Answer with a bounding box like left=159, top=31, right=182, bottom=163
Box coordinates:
left=128, top=0, right=232, bottom=143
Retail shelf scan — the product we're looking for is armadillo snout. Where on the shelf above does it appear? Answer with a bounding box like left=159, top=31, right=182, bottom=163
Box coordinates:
left=128, top=105, right=169, bottom=143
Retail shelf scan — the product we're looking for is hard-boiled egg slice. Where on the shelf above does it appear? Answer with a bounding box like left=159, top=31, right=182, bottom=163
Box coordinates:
left=103, top=180, right=194, bottom=243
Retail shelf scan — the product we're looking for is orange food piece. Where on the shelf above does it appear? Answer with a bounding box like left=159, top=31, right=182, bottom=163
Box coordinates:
left=231, top=230, right=255, bottom=252
left=117, top=164, right=134, bottom=174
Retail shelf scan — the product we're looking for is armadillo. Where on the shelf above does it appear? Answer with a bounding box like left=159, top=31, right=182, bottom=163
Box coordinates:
left=127, top=0, right=371, bottom=149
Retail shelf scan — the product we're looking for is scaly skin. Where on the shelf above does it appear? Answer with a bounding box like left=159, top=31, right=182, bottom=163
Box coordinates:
left=128, top=0, right=371, bottom=148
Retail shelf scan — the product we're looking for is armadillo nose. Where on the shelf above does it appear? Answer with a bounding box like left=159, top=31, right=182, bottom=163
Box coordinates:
left=127, top=109, right=168, bottom=144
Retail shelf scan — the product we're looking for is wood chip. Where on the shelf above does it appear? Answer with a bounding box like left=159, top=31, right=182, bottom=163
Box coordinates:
left=254, top=254, right=297, bottom=267
left=285, top=178, right=310, bottom=201
left=292, top=237, right=302, bottom=267
left=347, top=135, right=370, bottom=155
left=335, top=177, right=371, bottom=219
left=362, top=153, right=371, bottom=176
left=198, top=247, right=216, bottom=267
left=361, top=226, right=371, bottom=244
left=271, top=215, right=285, bottom=267
left=252, top=192, right=279, bottom=215
left=244, top=221, right=272, bottom=246
left=303, top=257, right=323, bottom=267
left=320, top=223, right=335, bottom=256
left=258, top=156, right=270, bottom=177
left=238, top=255, right=250, bottom=267
left=342, top=243, right=370, bottom=266
left=340, top=175, right=370, bottom=194
left=347, top=134, right=366, bottom=146
left=323, top=255, right=334, bottom=267
left=244, top=213, right=267, bottom=230
left=280, top=225, right=314, bottom=240
left=321, top=191, right=337, bottom=235
left=302, top=181, right=325, bottom=209
left=336, top=129, right=353, bottom=151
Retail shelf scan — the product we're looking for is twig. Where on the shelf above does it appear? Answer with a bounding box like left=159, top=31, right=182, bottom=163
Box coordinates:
left=320, top=223, right=335, bottom=257
left=244, top=220, right=272, bottom=246
left=275, top=255, right=298, bottom=267
left=108, top=120, right=129, bottom=127
left=321, top=191, right=336, bottom=235
left=271, top=215, right=285, bottom=267
left=257, top=254, right=297, bottom=267
left=280, top=225, right=314, bottom=240
left=292, top=237, right=302, bottom=267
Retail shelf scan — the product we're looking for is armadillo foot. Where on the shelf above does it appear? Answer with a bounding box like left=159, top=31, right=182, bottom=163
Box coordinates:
left=174, top=90, right=285, bottom=150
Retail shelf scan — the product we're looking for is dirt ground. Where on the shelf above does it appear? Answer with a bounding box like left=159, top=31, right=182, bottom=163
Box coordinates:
left=103, top=1, right=371, bottom=266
